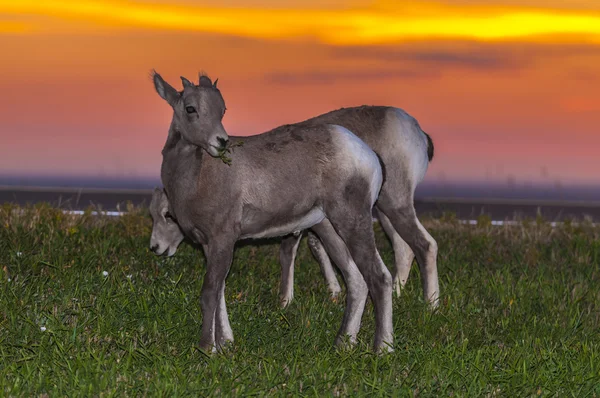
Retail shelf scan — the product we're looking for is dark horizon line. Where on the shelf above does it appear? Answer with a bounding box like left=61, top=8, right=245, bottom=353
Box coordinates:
left=1, top=173, right=598, bottom=189
left=1, top=174, right=599, bottom=203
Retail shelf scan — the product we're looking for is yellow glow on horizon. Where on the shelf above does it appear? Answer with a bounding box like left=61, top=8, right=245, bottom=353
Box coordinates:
left=0, top=20, right=34, bottom=34
left=1, top=0, right=600, bottom=44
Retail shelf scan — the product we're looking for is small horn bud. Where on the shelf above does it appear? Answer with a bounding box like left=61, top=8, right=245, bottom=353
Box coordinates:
left=199, top=74, right=213, bottom=88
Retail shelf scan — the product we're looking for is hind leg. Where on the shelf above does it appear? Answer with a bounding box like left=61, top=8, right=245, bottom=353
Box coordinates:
left=311, top=220, right=368, bottom=346
left=280, top=232, right=342, bottom=307
left=307, top=231, right=342, bottom=299
left=375, top=207, right=415, bottom=297
left=325, top=206, right=394, bottom=352
left=279, top=233, right=302, bottom=307
left=377, top=198, right=439, bottom=308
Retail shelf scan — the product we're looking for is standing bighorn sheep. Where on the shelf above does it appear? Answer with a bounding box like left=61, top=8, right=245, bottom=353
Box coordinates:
left=275, top=106, right=438, bottom=307
left=150, top=106, right=438, bottom=309
left=151, top=72, right=393, bottom=352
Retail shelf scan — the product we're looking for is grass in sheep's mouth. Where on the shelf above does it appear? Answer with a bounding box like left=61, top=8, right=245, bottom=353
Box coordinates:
left=217, top=140, right=244, bottom=165
left=1, top=205, right=600, bottom=396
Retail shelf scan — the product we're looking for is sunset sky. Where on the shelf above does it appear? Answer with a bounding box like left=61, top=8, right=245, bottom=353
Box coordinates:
left=1, top=0, right=599, bottom=188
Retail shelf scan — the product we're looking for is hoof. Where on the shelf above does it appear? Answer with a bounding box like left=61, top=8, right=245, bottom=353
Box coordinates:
left=280, top=296, right=292, bottom=308
left=198, top=343, right=216, bottom=356
left=375, top=343, right=394, bottom=354
left=427, top=295, right=440, bottom=310
left=334, top=334, right=357, bottom=350
left=329, top=292, right=341, bottom=304
left=393, top=277, right=402, bottom=297
left=215, top=339, right=234, bottom=354
left=329, top=284, right=342, bottom=299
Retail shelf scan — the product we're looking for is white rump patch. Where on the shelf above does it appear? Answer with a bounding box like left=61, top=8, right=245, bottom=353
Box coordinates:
left=386, top=108, right=430, bottom=186
left=330, top=125, right=383, bottom=205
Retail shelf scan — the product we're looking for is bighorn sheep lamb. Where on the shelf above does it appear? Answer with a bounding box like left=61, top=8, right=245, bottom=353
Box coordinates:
left=151, top=72, right=393, bottom=352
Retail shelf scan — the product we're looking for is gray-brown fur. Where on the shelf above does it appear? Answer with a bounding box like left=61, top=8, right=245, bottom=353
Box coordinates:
left=277, top=105, right=439, bottom=307
left=151, top=72, right=393, bottom=353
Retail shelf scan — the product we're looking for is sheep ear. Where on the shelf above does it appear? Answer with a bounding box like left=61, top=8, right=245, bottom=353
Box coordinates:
left=150, top=187, right=163, bottom=208
left=152, top=70, right=179, bottom=107
left=180, top=76, right=193, bottom=89
left=152, top=187, right=169, bottom=207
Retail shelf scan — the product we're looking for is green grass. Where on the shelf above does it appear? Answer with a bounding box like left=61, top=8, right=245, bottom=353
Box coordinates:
left=1, top=204, right=599, bottom=396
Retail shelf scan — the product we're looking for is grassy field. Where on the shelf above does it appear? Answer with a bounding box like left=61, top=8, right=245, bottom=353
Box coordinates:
left=1, top=204, right=599, bottom=396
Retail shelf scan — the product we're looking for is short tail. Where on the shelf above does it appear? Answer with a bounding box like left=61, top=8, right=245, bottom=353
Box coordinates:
left=423, top=131, right=434, bottom=162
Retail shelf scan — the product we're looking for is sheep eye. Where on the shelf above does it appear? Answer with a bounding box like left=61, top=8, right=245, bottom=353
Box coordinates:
left=165, top=211, right=175, bottom=220
left=185, top=106, right=196, bottom=114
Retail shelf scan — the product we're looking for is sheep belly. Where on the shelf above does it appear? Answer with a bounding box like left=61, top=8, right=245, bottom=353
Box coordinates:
left=240, top=207, right=325, bottom=240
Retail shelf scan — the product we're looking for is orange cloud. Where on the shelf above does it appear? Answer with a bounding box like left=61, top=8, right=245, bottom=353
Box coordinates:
left=560, top=96, right=600, bottom=113
left=2, top=0, right=600, bottom=44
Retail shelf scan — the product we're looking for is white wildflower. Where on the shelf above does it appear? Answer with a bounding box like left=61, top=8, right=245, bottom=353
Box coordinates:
left=102, top=271, right=109, bottom=277
left=126, top=274, right=133, bottom=279
left=16, top=252, right=22, bottom=257
left=40, top=326, right=47, bottom=332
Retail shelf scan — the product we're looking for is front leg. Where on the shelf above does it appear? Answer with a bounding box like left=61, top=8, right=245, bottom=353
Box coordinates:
left=200, top=240, right=235, bottom=353
left=215, top=283, right=234, bottom=350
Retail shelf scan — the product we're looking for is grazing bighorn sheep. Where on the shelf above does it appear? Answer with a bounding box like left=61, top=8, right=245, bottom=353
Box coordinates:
left=149, top=188, right=184, bottom=257
left=148, top=106, right=438, bottom=309
left=151, top=71, right=393, bottom=352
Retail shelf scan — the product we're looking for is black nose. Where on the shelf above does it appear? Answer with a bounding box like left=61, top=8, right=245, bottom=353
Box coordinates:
left=217, top=137, right=228, bottom=148
left=150, top=244, right=159, bottom=252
